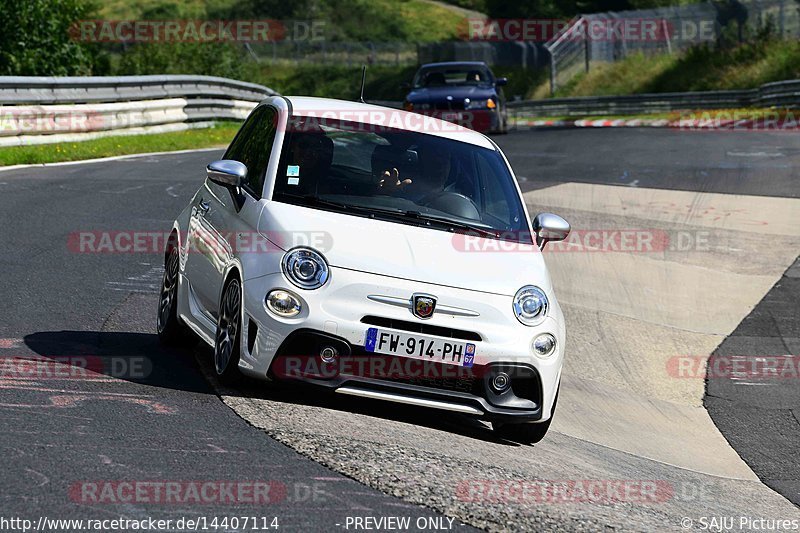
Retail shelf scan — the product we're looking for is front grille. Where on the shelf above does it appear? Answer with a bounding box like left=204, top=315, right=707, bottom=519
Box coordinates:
left=361, top=316, right=482, bottom=342
left=431, top=101, right=465, bottom=111
left=345, top=348, right=482, bottom=395
left=380, top=372, right=480, bottom=394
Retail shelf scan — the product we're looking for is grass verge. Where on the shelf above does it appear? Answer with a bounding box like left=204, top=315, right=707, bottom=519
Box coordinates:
left=556, top=39, right=800, bottom=98
left=0, top=123, right=240, bottom=167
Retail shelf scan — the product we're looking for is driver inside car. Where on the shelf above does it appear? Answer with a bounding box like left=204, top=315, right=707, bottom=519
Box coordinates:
left=378, top=143, right=460, bottom=201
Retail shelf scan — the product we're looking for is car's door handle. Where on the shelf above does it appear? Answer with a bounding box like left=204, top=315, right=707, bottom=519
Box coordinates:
left=197, top=199, right=210, bottom=215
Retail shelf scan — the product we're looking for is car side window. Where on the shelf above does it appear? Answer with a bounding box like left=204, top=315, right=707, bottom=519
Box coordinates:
left=223, top=105, right=277, bottom=198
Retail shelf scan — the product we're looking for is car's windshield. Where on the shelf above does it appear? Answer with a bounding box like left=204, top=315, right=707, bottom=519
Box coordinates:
left=412, top=66, right=493, bottom=88
left=272, top=117, right=529, bottom=242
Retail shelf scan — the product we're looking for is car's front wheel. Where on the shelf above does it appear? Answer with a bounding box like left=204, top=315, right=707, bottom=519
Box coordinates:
left=493, top=418, right=552, bottom=444
left=214, top=278, right=243, bottom=382
left=157, top=246, right=188, bottom=344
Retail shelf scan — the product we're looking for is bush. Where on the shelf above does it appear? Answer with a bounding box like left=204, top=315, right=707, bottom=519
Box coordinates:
left=0, top=0, right=99, bottom=75
left=116, top=43, right=246, bottom=79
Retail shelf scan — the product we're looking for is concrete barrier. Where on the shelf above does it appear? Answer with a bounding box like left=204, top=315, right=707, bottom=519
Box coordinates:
left=0, top=75, right=276, bottom=146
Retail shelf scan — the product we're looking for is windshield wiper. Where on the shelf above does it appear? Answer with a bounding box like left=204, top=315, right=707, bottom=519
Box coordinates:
left=273, top=192, right=406, bottom=218
left=401, top=211, right=499, bottom=238
left=273, top=192, right=500, bottom=238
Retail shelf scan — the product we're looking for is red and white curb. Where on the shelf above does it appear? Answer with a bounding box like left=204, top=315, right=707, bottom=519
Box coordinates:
left=512, top=118, right=670, bottom=128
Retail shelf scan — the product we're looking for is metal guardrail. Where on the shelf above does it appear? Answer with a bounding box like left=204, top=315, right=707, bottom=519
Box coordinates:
left=0, top=75, right=277, bottom=147
left=507, top=79, right=800, bottom=117
left=0, top=75, right=276, bottom=104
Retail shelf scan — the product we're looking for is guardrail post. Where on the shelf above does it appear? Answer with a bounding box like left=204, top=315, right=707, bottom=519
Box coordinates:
left=663, top=19, right=673, bottom=55
left=584, top=19, right=590, bottom=73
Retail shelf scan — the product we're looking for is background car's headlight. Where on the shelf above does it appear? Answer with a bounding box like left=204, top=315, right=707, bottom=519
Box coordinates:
left=513, top=285, right=548, bottom=326
left=282, top=247, right=329, bottom=290
left=466, top=98, right=496, bottom=110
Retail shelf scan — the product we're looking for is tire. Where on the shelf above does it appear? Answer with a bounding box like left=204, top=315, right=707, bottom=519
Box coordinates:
left=157, top=246, right=189, bottom=344
left=493, top=418, right=552, bottom=444
left=214, top=278, right=243, bottom=383
left=493, top=385, right=559, bottom=444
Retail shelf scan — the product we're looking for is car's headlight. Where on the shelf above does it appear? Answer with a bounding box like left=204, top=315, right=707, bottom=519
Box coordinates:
left=513, top=285, right=548, bottom=326
left=282, top=247, right=329, bottom=290
left=465, top=98, right=496, bottom=110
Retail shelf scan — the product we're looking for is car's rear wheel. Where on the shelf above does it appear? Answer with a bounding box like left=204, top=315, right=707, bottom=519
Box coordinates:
left=214, top=278, right=243, bottom=382
left=157, top=246, right=188, bottom=344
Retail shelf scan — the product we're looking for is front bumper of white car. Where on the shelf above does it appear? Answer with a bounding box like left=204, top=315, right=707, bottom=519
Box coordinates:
left=238, top=266, right=565, bottom=423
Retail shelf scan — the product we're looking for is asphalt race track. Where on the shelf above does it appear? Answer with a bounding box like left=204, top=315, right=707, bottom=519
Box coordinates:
left=1, top=128, right=799, bottom=531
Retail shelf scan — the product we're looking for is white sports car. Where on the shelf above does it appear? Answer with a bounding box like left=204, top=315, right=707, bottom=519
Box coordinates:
left=157, top=96, right=570, bottom=443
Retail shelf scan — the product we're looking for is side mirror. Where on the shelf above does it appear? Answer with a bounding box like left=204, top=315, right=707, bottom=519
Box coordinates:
left=207, top=160, right=247, bottom=188
left=533, top=213, right=570, bottom=251
left=400, top=82, right=411, bottom=91
left=495, top=77, right=508, bottom=86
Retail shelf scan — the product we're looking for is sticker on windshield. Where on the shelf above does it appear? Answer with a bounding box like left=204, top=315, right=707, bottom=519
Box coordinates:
left=287, top=177, right=300, bottom=185
left=287, top=165, right=300, bottom=177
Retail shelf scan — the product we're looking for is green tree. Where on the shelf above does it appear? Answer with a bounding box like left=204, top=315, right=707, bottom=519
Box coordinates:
left=0, top=0, right=99, bottom=75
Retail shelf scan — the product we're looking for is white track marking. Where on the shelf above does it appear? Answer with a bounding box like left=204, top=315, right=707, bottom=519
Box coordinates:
left=0, top=147, right=223, bottom=174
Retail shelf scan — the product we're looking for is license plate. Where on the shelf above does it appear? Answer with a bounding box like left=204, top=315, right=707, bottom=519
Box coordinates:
left=364, top=328, right=475, bottom=367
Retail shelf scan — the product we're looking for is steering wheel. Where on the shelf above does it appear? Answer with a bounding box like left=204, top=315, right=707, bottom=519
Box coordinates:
left=421, top=192, right=481, bottom=221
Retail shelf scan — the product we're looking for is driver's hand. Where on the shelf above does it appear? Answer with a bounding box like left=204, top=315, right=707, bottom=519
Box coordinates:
left=378, top=168, right=412, bottom=191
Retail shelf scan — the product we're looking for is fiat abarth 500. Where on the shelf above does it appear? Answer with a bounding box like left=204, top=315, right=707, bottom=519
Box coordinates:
left=157, top=95, right=570, bottom=443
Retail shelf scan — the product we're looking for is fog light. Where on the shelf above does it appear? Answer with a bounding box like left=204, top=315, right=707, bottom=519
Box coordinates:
left=491, top=372, right=511, bottom=393
left=266, top=290, right=301, bottom=317
left=319, top=346, right=338, bottom=364
left=533, top=334, right=556, bottom=358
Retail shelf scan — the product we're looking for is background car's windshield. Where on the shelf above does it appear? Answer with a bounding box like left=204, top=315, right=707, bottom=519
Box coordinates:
left=273, top=117, right=528, bottom=240
left=413, top=66, right=493, bottom=88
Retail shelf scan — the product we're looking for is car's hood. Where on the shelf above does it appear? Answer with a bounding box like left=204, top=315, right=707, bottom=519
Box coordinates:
left=259, top=202, right=549, bottom=297
left=407, top=85, right=496, bottom=103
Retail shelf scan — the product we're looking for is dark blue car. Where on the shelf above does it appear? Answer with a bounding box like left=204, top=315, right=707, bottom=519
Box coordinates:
left=403, top=61, right=508, bottom=134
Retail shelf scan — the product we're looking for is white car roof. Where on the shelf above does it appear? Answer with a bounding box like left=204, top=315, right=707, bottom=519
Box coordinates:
left=283, top=96, right=496, bottom=151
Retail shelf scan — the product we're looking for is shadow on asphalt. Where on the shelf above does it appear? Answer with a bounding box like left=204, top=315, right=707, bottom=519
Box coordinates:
left=21, top=330, right=521, bottom=446
left=23, top=330, right=210, bottom=394
left=193, top=343, right=519, bottom=447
